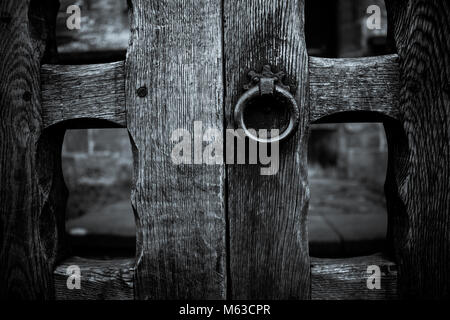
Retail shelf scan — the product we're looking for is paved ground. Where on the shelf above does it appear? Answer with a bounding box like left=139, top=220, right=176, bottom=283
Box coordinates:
left=67, top=177, right=387, bottom=258
left=308, top=178, right=387, bottom=257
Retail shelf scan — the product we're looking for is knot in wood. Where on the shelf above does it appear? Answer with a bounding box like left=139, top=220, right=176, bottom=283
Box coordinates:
left=22, top=91, right=31, bottom=102
left=136, top=86, right=147, bottom=98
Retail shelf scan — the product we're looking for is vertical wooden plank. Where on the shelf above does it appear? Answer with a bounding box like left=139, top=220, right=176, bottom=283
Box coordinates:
left=36, top=126, right=68, bottom=269
left=224, top=0, right=310, bottom=299
left=0, top=0, right=63, bottom=299
left=126, top=0, right=225, bottom=299
left=385, top=0, right=450, bottom=298
left=33, top=0, right=69, bottom=271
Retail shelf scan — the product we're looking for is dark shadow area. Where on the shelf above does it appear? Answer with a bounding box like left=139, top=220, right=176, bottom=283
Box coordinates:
left=53, top=118, right=124, bottom=130
left=243, top=95, right=291, bottom=132
left=313, top=110, right=398, bottom=124
left=57, top=50, right=126, bottom=64
left=305, top=0, right=338, bottom=57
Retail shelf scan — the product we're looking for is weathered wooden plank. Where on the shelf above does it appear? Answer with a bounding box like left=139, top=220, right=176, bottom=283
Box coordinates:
left=54, top=257, right=134, bottom=300
left=54, top=255, right=397, bottom=300
left=32, top=0, right=69, bottom=272
left=41, top=61, right=126, bottom=128
left=311, top=254, right=397, bottom=300
left=126, top=0, right=225, bottom=299
left=224, top=0, right=310, bottom=299
left=309, top=55, right=400, bottom=122
left=384, top=0, right=450, bottom=299
left=0, top=0, right=62, bottom=299
left=37, top=126, right=69, bottom=270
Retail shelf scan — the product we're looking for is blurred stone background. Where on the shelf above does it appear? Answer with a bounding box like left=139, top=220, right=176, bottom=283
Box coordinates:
left=57, top=0, right=391, bottom=257
left=62, top=129, right=132, bottom=220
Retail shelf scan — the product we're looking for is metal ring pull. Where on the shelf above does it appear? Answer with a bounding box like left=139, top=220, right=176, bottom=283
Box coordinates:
left=233, top=65, right=300, bottom=143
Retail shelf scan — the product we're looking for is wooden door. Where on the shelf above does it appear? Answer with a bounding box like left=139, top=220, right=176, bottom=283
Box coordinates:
left=123, top=0, right=311, bottom=299
left=223, top=1, right=310, bottom=299
left=124, top=0, right=393, bottom=299
left=126, top=0, right=226, bottom=299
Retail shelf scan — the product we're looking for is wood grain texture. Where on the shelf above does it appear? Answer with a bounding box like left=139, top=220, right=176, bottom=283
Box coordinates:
left=384, top=0, right=450, bottom=298
left=310, top=55, right=400, bottom=122
left=41, top=61, right=126, bottom=128
left=32, top=0, right=69, bottom=273
left=224, top=0, right=310, bottom=299
left=54, top=257, right=134, bottom=300
left=0, top=0, right=61, bottom=299
left=311, top=254, right=397, bottom=300
left=126, top=0, right=225, bottom=299
left=36, top=126, right=69, bottom=271
left=54, top=255, right=397, bottom=300
left=29, top=0, right=59, bottom=64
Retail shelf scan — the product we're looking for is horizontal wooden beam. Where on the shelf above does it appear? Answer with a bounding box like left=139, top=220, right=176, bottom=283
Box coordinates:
left=54, top=254, right=397, bottom=300
left=309, top=54, right=400, bottom=123
left=54, top=256, right=134, bottom=300
left=41, top=55, right=400, bottom=128
left=41, top=61, right=126, bottom=128
left=311, top=254, right=397, bottom=300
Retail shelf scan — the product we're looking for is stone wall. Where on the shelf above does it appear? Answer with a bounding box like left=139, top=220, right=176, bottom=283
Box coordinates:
left=62, top=129, right=132, bottom=219
left=337, top=0, right=388, bottom=57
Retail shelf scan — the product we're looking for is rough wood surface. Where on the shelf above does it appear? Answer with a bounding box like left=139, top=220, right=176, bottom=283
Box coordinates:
left=32, top=0, right=69, bottom=272
left=53, top=255, right=398, bottom=300
left=224, top=0, right=310, bottom=299
left=41, top=61, right=126, bottom=128
left=0, top=0, right=61, bottom=299
left=311, top=254, right=398, bottom=300
left=54, top=257, right=134, bottom=300
left=36, top=126, right=69, bottom=271
left=126, top=0, right=225, bottom=299
left=384, top=0, right=450, bottom=298
left=309, top=55, right=400, bottom=122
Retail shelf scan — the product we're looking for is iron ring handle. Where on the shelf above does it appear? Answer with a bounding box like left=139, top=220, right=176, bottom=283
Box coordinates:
left=233, top=84, right=300, bottom=143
